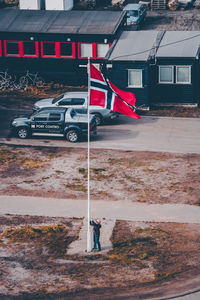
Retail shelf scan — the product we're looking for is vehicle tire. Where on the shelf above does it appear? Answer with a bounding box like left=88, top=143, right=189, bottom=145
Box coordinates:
left=66, top=129, right=79, bottom=143
left=16, top=127, right=29, bottom=139
left=94, top=113, right=103, bottom=126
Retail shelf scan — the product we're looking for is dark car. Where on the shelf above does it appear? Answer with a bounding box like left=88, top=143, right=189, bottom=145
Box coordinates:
left=123, top=4, right=146, bottom=29
left=10, top=107, right=97, bottom=143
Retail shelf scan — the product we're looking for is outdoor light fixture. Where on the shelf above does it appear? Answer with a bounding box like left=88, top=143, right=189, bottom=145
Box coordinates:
left=104, top=39, right=108, bottom=43
left=30, top=37, right=34, bottom=41
left=107, top=64, right=112, bottom=69
left=67, top=38, right=71, bottom=42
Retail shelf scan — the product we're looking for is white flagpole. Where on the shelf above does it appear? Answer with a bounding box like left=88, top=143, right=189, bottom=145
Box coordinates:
left=87, top=57, right=92, bottom=252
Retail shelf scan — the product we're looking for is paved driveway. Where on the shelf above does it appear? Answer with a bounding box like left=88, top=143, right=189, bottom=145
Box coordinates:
left=1, top=111, right=200, bottom=154
left=1, top=195, right=200, bottom=223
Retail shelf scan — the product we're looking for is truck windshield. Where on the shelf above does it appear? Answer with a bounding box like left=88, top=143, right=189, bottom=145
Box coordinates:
left=128, top=10, right=138, bottom=17
left=30, top=110, right=38, bottom=118
left=52, top=94, right=64, bottom=104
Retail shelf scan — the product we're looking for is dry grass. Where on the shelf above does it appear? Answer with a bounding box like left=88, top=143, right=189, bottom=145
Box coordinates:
left=107, top=158, right=151, bottom=168
left=145, top=106, right=200, bottom=118
left=0, top=145, right=200, bottom=205
left=104, top=220, right=200, bottom=285
left=1, top=224, right=77, bottom=257
left=55, top=170, right=64, bottom=174
left=65, top=183, right=87, bottom=192
left=0, top=149, right=18, bottom=164
left=21, top=159, right=46, bottom=169
left=1, top=216, right=200, bottom=297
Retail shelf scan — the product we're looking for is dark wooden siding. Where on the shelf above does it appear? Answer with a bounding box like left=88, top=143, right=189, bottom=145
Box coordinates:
left=151, top=58, right=199, bottom=104
left=0, top=32, right=112, bottom=84
left=106, top=62, right=150, bottom=107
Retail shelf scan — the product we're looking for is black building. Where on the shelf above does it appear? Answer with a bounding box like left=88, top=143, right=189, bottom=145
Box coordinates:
left=105, top=30, right=164, bottom=108
left=0, top=9, right=126, bottom=84
left=105, top=30, right=200, bottom=107
left=152, top=31, right=200, bottom=105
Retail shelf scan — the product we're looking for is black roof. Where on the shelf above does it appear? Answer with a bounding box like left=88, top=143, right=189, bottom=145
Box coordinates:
left=0, top=10, right=126, bottom=35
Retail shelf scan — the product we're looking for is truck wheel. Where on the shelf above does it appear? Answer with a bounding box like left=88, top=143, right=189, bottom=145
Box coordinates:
left=94, top=113, right=103, bottom=126
left=66, top=129, right=79, bottom=143
left=16, top=127, right=29, bottom=139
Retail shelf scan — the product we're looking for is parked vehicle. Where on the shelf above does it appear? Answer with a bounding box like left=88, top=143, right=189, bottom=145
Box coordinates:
left=123, top=4, right=146, bottom=29
left=178, top=0, right=193, bottom=8
left=33, top=91, right=118, bottom=125
left=138, top=0, right=151, bottom=9
left=10, top=107, right=97, bottom=143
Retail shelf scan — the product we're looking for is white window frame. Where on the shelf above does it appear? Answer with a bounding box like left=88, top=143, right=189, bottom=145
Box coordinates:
left=128, top=69, right=143, bottom=88
left=159, top=65, right=174, bottom=84
left=176, top=65, right=191, bottom=85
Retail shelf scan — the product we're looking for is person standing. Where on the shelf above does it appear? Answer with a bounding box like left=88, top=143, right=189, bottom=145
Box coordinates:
left=90, top=219, right=101, bottom=251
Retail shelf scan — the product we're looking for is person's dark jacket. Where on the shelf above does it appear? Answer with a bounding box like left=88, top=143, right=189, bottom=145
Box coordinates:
left=90, top=220, right=101, bottom=236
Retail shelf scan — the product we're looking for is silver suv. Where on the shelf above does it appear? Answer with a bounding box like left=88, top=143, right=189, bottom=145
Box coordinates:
left=33, top=91, right=118, bottom=125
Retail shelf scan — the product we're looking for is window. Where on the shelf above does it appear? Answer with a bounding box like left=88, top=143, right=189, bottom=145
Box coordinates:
left=159, top=65, right=191, bottom=84
left=60, top=42, right=72, bottom=57
left=71, top=98, right=85, bottom=105
left=5, top=41, right=21, bottom=56
left=97, top=44, right=110, bottom=58
left=128, top=69, right=143, bottom=88
left=23, top=41, right=38, bottom=57
left=41, top=41, right=75, bottom=58
left=176, top=66, right=191, bottom=84
left=33, top=112, right=49, bottom=121
left=4, top=40, right=39, bottom=58
left=52, top=94, right=64, bottom=104
left=42, top=42, right=56, bottom=57
left=159, top=66, right=173, bottom=84
left=58, top=98, right=72, bottom=106
left=49, top=113, right=61, bottom=121
left=79, top=43, right=93, bottom=58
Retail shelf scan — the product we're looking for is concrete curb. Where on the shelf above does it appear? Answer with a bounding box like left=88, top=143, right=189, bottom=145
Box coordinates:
left=153, top=288, right=200, bottom=300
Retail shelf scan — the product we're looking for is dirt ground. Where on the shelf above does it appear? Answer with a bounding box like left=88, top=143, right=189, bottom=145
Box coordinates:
left=0, top=215, right=200, bottom=299
left=0, top=144, right=199, bottom=205
left=143, top=8, right=200, bottom=31
left=1, top=7, right=200, bottom=299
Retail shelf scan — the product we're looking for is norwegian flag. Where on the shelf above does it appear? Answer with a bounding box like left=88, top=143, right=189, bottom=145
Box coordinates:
left=89, top=63, right=141, bottom=119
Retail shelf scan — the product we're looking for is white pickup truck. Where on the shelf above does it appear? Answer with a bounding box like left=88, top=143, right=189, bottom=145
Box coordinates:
left=33, top=91, right=118, bottom=125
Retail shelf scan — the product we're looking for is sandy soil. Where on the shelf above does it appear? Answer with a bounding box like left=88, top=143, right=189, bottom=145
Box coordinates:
left=0, top=216, right=200, bottom=299
left=1, top=144, right=200, bottom=297
left=0, top=144, right=199, bottom=205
